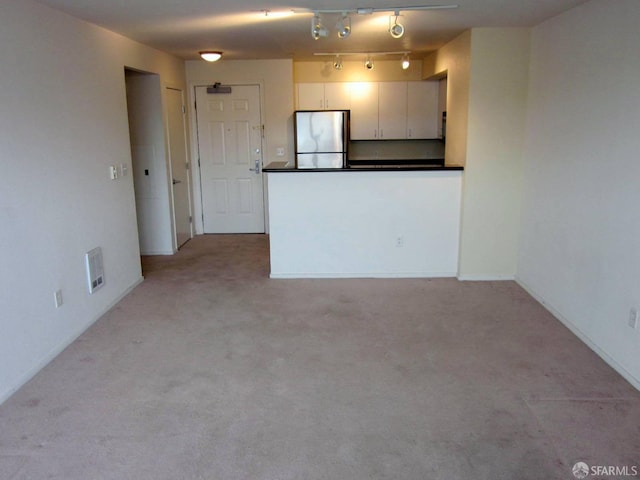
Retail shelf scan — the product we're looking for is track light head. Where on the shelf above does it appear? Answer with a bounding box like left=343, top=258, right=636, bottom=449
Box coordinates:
left=311, top=14, right=329, bottom=40
left=364, top=56, right=374, bottom=70
left=336, top=13, right=351, bottom=39
left=389, top=12, right=404, bottom=39
left=333, top=55, right=343, bottom=70
left=401, top=53, right=410, bottom=70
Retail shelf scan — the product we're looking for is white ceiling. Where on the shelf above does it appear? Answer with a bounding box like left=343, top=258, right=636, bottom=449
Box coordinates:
left=34, top=0, right=589, bottom=61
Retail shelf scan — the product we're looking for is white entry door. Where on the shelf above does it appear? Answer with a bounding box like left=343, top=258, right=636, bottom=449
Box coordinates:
left=195, top=85, right=265, bottom=233
left=166, top=87, right=193, bottom=248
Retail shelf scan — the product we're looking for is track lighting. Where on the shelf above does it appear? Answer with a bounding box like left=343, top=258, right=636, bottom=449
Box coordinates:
left=314, top=51, right=410, bottom=70
left=364, top=56, right=374, bottom=70
left=199, top=51, right=222, bottom=62
left=336, top=13, right=351, bottom=39
left=298, top=5, right=456, bottom=41
left=401, top=53, right=410, bottom=70
left=311, top=14, right=328, bottom=40
left=389, top=11, right=404, bottom=39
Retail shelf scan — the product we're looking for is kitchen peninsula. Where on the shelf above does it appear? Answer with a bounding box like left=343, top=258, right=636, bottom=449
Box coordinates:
left=264, top=162, right=464, bottom=278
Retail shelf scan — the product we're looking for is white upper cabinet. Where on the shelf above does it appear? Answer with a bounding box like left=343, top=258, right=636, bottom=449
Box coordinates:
left=378, top=82, right=408, bottom=140
left=296, top=83, right=351, bottom=110
left=296, top=83, right=324, bottom=110
left=324, top=83, right=351, bottom=110
left=349, top=82, right=379, bottom=140
left=296, top=81, right=440, bottom=140
left=407, top=81, right=439, bottom=139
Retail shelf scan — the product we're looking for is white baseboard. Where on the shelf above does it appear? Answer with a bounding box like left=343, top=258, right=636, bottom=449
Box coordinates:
left=516, top=276, right=640, bottom=392
left=0, top=276, right=144, bottom=405
left=457, top=274, right=516, bottom=281
left=270, top=272, right=458, bottom=279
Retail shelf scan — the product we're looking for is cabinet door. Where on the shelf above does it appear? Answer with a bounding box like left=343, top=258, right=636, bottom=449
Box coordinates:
left=324, top=83, right=351, bottom=110
left=297, top=83, right=324, bottom=110
left=378, top=82, right=408, bottom=139
left=350, top=82, right=379, bottom=139
left=407, top=81, right=439, bottom=139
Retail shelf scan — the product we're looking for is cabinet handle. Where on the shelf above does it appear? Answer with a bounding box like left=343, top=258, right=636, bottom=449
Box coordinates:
left=380, top=129, right=384, bottom=138
left=408, top=128, right=412, bottom=138
left=320, top=99, right=323, bottom=109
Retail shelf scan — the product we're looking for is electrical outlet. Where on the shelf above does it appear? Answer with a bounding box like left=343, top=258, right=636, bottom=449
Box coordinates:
left=276, top=147, right=285, bottom=157
left=54, top=290, right=63, bottom=308
left=396, top=236, right=404, bottom=248
left=120, top=163, right=128, bottom=176
left=629, top=308, right=638, bottom=329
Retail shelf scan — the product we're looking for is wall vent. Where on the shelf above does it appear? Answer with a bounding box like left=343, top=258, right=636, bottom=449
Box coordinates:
left=85, top=247, right=105, bottom=294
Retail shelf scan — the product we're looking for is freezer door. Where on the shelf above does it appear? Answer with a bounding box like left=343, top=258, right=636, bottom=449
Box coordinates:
left=295, top=111, right=345, bottom=153
left=296, top=153, right=345, bottom=169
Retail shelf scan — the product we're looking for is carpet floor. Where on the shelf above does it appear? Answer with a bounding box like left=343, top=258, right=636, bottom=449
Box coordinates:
left=1, top=234, right=638, bottom=479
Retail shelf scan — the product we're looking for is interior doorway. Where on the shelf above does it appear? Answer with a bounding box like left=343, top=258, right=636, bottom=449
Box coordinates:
left=125, top=68, right=182, bottom=255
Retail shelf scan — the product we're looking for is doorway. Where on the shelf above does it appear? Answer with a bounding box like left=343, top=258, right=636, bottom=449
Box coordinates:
left=125, top=68, right=193, bottom=254
left=195, top=84, right=265, bottom=233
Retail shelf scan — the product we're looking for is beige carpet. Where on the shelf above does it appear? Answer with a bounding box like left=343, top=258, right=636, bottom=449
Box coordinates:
left=1, top=234, right=638, bottom=479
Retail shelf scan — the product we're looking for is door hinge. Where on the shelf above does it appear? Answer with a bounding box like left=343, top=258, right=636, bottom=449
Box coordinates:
left=185, top=161, right=189, bottom=170
left=194, top=101, right=197, bottom=111
left=182, top=105, right=186, bottom=114
left=198, top=158, right=201, bottom=167
left=189, top=216, right=192, bottom=223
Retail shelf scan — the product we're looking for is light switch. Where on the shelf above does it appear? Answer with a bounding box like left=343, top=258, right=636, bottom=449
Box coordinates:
left=109, top=165, right=118, bottom=180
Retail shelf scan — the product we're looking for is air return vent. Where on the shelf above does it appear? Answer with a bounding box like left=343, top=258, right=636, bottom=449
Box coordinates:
left=85, top=247, right=105, bottom=294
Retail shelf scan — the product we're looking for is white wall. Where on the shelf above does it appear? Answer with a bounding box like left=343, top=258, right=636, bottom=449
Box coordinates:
left=458, top=29, right=530, bottom=279
left=422, top=30, right=471, bottom=168
left=517, top=0, right=640, bottom=388
left=423, top=29, right=530, bottom=280
left=0, top=0, right=187, bottom=403
left=186, top=60, right=294, bottom=234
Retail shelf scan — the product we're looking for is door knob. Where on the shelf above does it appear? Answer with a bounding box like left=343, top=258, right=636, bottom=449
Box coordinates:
left=249, top=159, right=260, bottom=174
left=172, top=179, right=182, bottom=185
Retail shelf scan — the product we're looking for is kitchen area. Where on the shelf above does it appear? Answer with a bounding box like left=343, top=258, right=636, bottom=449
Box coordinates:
left=264, top=70, right=463, bottom=278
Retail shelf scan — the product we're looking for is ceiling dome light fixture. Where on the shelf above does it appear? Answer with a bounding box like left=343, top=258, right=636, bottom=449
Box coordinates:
left=389, top=11, right=405, bottom=39
left=311, top=13, right=329, bottom=40
left=199, top=51, right=223, bottom=62
left=401, top=53, right=410, bottom=70
left=364, top=56, right=374, bottom=70
left=336, top=13, right=351, bottom=39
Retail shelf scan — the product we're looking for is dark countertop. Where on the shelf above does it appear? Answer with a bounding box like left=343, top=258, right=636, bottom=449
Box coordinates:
left=263, top=159, right=463, bottom=172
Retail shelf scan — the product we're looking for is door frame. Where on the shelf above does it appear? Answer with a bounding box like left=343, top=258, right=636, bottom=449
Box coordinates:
left=164, top=84, right=194, bottom=249
left=188, top=81, right=268, bottom=235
